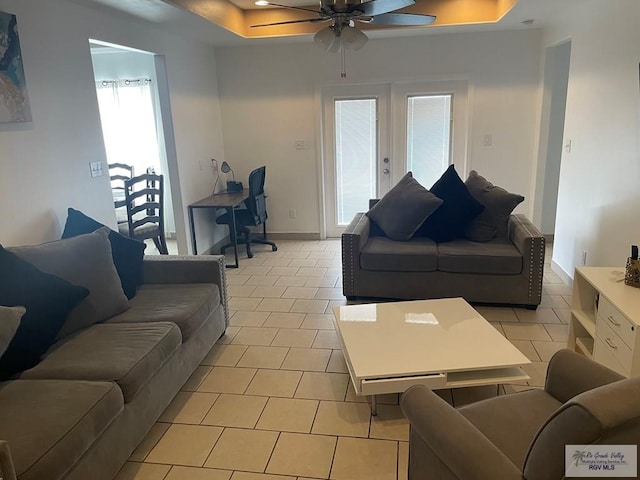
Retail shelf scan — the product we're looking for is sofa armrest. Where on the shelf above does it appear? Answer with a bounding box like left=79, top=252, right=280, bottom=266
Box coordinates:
left=400, top=386, right=522, bottom=480
left=142, top=255, right=228, bottom=323
left=508, top=214, right=546, bottom=306
left=342, top=213, right=371, bottom=297
left=545, top=349, right=625, bottom=403
left=0, top=441, right=17, bottom=480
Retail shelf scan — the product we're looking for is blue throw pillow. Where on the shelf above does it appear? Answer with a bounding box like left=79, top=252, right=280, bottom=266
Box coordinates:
left=0, top=245, right=89, bottom=380
left=62, top=208, right=146, bottom=299
left=416, top=165, right=484, bottom=242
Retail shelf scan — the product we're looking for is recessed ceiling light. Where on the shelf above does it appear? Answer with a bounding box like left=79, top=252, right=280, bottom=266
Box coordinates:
left=521, top=19, right=534, bottom=25
left=255, top=0, right=269, bottom=5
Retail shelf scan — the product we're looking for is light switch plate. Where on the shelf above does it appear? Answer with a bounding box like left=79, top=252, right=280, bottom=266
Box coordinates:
left=89, top=161, right=104, bottom=178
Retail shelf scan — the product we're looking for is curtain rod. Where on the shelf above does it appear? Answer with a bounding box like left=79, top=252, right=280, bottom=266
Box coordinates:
left=100, top=78, right=152, bottom=86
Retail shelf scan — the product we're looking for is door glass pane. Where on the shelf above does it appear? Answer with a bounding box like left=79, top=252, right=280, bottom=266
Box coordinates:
left=335, top=98, right=377, bottom=225
left=406, top=95, right=452, bottom=188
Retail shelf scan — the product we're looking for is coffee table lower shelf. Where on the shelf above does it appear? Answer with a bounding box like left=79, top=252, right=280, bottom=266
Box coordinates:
left=332, top=298, right=532, bottom=416
left=354, top=366, right=530, bottom=415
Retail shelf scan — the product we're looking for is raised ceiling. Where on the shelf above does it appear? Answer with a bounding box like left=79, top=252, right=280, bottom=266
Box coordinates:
left=79, top=0, right=582, bottom=46
left=163, top=0, right=518, bottom=39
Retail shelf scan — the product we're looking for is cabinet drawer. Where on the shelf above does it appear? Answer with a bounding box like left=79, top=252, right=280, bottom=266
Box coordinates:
left=360, top=373, right=447, bottom=395
left=594, top=337, right=629, bottom=377
left=595, top=319, right=632, bottom=374
left=597, top=297, right=636, bottom=349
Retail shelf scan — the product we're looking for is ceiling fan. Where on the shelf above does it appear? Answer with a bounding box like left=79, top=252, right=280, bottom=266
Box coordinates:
left=251, top=0, right=436, bottom=53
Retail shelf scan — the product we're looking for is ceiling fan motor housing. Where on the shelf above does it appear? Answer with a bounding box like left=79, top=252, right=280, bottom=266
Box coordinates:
left=320, top=0, right=364, bottom=15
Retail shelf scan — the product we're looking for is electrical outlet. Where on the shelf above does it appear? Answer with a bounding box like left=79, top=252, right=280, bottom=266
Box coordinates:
left=483, top=134, right=493, bottom=147
left=289, top=209, right=297, bottom=219
left=198, top=160, right=203, bottom=171
left=295, top=140, right=305, bottom=150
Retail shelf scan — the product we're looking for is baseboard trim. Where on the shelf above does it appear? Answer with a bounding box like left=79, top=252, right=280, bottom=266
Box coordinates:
left=544, top=234, right=554, bottom=242
left=267, top=233, right=322, bottom=241
left=199, top=232, right=322, bottom=254
left=201, top=237, right=232, bottom=256
left=551, top=259, right=573, bottom=286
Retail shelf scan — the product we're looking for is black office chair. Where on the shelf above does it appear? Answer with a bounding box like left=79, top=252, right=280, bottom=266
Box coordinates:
left=216, top=166, right=278, bottom=258
left=118, top=173, right=169, bottom=255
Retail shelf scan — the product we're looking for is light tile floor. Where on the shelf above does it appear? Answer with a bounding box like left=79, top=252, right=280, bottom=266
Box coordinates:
left=117, top=239, right=569, bottom=480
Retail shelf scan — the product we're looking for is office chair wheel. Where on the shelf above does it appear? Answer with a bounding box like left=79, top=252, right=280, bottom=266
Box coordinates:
left=272, top=245, right=277, bottom=251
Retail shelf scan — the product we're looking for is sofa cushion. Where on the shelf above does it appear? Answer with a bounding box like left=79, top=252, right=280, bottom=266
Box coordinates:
left=0, top=305, right=24, bottom=357
left=20, top=322, right=181, bottom=402
left=361, top=237, right=438, bottom=272
left=10, top=228, right=130, bottom=339
left=0, top=379, right=123, bottom=480
left=416, top=165, right=484, bottom=242
left=437, top=238, right=523, bottom=275
left=366, top=172, right=443, bottom=241
left=106, top=283, right=220, bottom=341
left=459, top=389, right=562, bottom=469
left=465, top=171, right=525, bottom=242
left=0, top=245, right=89, bottom=380
left=62, top=207, right=147, bottom=300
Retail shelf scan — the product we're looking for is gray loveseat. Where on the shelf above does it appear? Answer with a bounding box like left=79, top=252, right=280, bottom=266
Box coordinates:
left=0, top=251, right=228, bottom=480
left=342, top=213, right=545, bottom=308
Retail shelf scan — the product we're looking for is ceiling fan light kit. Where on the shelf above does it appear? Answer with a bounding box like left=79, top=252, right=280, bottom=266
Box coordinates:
left=253, top=0, right=435, bottom=76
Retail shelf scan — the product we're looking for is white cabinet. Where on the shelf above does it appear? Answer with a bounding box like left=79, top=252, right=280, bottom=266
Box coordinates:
left=569, top=267, right=640, bottom=377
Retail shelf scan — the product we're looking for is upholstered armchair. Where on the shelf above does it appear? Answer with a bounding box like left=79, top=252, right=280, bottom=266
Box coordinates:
left=400, top=349, right=640, bottom=480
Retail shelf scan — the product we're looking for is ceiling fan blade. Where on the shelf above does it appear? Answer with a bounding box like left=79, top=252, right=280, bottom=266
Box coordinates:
left=357, top=0, right=414, bottom=17
left=260, top=2, right=321, bottom=14
left=251, top=17, right=326, bottom=27
left=367, top=13, right=436, bottom=25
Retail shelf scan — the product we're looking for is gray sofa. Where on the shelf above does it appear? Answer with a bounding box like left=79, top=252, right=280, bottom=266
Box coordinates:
left=0, top=254, right=228, bottom=480
left=342, top=213, right=545, bottom=308
left=400, top=349, right=640, bottom=480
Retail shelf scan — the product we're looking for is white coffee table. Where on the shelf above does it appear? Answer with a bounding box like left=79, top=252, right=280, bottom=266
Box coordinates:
left=332, top=298, right=530, bottom=414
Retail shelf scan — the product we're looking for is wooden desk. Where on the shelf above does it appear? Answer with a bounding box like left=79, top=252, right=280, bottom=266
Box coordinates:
left=188, top=190, right=249, bottom=268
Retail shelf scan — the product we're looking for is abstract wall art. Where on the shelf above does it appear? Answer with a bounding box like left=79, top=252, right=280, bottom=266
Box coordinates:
left=0, top=11, right=31, bottom=123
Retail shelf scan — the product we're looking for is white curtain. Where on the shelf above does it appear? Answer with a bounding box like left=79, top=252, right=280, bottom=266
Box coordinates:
left=95, top=78, right=161, bottom=176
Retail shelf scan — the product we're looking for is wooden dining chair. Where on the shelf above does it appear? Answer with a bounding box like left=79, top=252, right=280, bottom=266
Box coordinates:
left=109, top=163, right=134, bottom=224
left=118, top=173, right=168, bottom=255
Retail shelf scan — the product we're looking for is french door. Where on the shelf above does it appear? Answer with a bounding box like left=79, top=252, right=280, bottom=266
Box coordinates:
left=322, top=84, right=390, bottom=237
left=322, top=80, right=468, bottom=237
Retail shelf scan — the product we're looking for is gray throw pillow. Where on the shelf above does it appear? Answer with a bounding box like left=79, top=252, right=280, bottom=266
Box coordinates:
left=366, top=172, right=443, bottom=241
left=9, top=227, right=129, bottom=338
left=464, top=170, right=525, bottom=242
left=0, top=305, right=24, bottom=357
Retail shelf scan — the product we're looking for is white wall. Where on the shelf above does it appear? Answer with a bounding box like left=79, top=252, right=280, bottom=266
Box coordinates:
left=214, top=28, right=544, bottom=236
left=0, top=0, right=225, bottom=254
left=534, top=40, right=571, bottom=235
left=91, top=48, right=156, bottom=82
left=544, top=0, right=640, bottom=279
